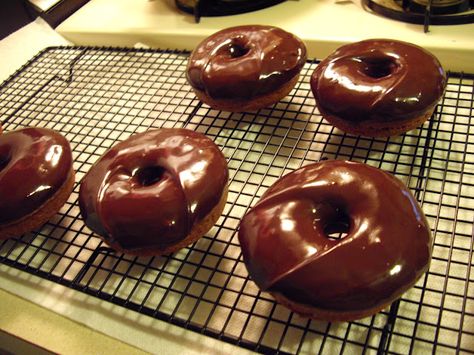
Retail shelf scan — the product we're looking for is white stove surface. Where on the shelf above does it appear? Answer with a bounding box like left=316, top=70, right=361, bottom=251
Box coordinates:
left=57, top=0, right=474, bottom=72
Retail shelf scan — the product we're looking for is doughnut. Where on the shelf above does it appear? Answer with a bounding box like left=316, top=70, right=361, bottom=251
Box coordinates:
left=238, top=160, right=432, bottom=321
left=79, top=128, right=228, bottom=256
left=310, top=39, right=447, bottom=137
left=0, top=127, right=75, bottom=239
left=187, top=25, right=307, bottom=112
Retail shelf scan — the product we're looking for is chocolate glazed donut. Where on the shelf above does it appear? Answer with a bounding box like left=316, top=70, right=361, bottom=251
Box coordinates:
left=79, top=128, right=228, bottom=256
left=0, top=127, right=75, bottom=239
left=311, top=39, right=447, bottom=137
left=187, top=25, right=307, bottom=112
left=238, top=160, right=432, bottom=321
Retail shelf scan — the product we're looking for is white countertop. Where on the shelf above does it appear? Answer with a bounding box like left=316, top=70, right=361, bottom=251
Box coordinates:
left=0, top=17, right=70, bottom=83
left=0, top=264, right=251, bottom=355
left=56, top=0, right=474, bottom=72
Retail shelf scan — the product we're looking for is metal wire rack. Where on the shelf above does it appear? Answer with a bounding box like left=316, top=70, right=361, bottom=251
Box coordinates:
left=0, top=47, right=473, bottom=354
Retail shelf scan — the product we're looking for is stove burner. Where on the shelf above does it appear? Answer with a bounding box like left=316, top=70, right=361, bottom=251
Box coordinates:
left=410, top=0, right=470, bottom=14
left=175, top=0, right=288, bottom=22
left=363, top=0, right=474, bottom=32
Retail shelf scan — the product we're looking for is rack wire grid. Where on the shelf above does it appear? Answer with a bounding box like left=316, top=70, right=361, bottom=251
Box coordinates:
left=0, top=47, right=473, bottom=354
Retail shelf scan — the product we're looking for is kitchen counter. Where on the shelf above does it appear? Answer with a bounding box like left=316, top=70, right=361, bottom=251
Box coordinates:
left=56, top=0, right=474, bottom=72
left=0, top=264, right=252, bottom=355
left=0, top=288, right=146, bottom=355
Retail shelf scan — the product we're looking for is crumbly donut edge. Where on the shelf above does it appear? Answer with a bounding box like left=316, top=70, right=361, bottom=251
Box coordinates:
left=270, top=291, right=395, bottom=322
left=268, top=261, right=431, bottom=323
left=192, top=75, right=300, bottom=112
left=321, top=107, right=435, bottom=137
left=100, top=186, right=229, bottom=257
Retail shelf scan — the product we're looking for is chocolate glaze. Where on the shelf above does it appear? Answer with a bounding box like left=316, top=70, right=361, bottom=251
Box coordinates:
left=0, top=128, right=72, bottom=224
left=79, top=128, right=228, bottom=251
left=187, top=25, right=307, bottom=100
left=238, top=160, right=432, bottom=312
left=311, top=39, right=447, bottom=122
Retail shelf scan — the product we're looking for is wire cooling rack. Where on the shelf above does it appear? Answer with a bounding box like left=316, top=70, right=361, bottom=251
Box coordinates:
left=0, top=47, right=473, bottom=354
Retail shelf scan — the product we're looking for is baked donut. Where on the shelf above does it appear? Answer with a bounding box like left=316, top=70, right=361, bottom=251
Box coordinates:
left=238, top=160, right=432, bottom=321
left=187, top=25, right=307, bottom=112
left=310, top=39, right=447, bottom=137
left=79, top=128, right=228, bottom=256
left=0, top=127, right=75, bottom=239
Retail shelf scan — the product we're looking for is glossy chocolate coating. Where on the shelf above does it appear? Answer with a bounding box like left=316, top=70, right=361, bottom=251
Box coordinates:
left=0, top=128, right=73, bottom=224
left=79, top=128, right=228, bottom=251
left=238, top=160, right=432, bottom=312
left=187, top=25, right=307, bottom=100
left=311, top=39, right=446, bottom=122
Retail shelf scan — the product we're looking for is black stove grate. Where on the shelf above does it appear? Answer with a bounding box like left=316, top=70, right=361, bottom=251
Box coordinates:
left=175, top=0, right=288, bottom=22
left=362, top=0, right=474, bottom=32
left=0, top=47, right=473, bottom=354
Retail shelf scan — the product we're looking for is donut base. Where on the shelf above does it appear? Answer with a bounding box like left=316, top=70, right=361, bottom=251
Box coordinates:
left=0, top=169, right=75, bottom=240
left=321, top=107, right=435, bottom=137
left=193, top=75, right=300, bottom=112
left=270, top=291, right=392, bottom=322
left=101, top=186, right=229, bottom=256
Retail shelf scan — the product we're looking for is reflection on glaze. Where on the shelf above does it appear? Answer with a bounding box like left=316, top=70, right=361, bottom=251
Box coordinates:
left=79, top=128, right=228, bottom=251
left=238, top=160, right=432, bottom=312
left=0, top=128, right=72, bottom=224
left=311, top=39, right=447, bottom=122
left=187, top=25, right=307, bottom=99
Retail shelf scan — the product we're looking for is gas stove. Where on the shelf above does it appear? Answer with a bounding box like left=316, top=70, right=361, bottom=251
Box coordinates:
left=175, top=0, right=474, bottom=31
left=56, top=0, right=474, bottom=72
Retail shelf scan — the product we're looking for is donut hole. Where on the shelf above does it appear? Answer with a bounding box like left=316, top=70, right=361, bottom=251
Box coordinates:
left=362, top=57, right=398, bottom=79
left=227, top=42, right=249, bottom=58
left=134, top=166, right=166, bottom=187
left=323, top=211, right=350, bottom=241
left=0, top=148, right=11, bottom=172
